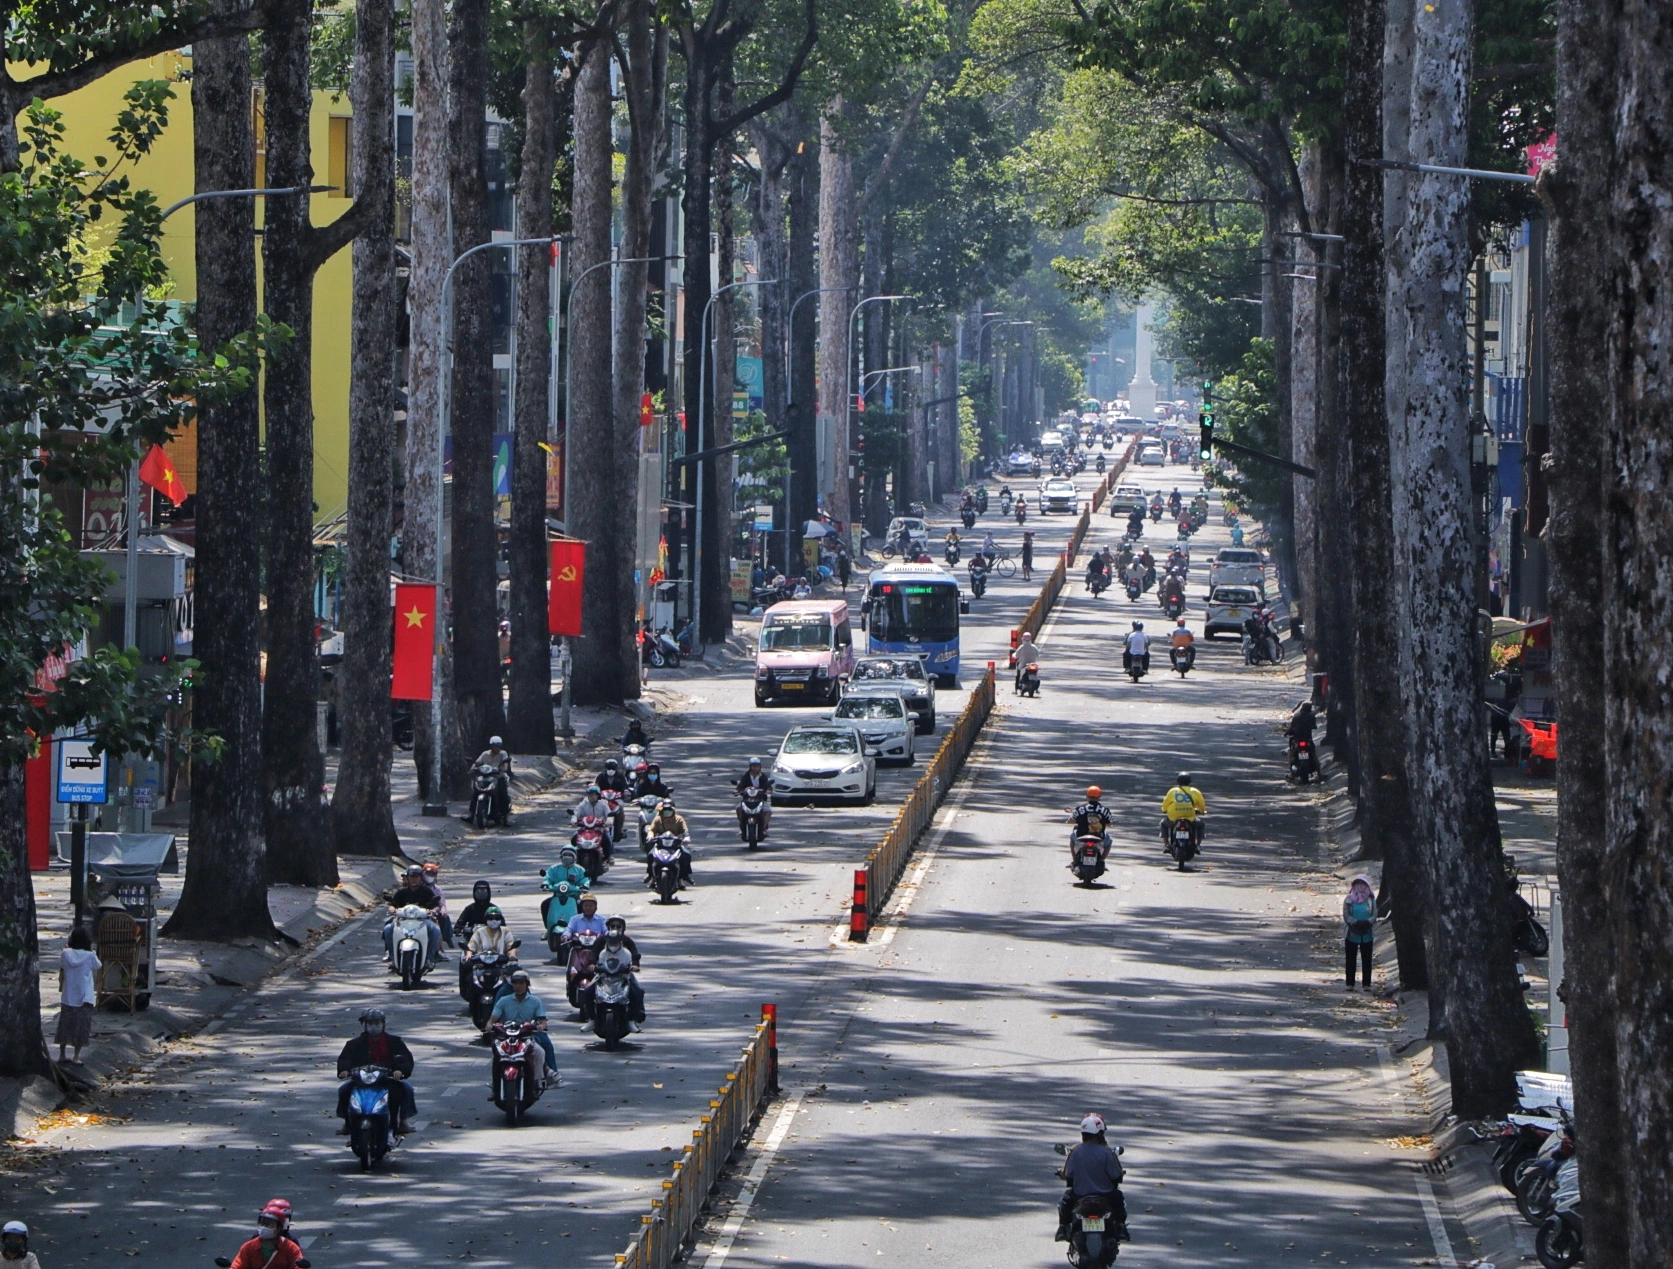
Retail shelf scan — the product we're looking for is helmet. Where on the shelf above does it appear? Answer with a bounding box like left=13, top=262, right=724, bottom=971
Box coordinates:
left=4, top=1221, right=28, bottom=1237
left=1133, top=621, right=1144, bottom=630
left=1178, top=772, right=1192, bottom=785
left=558, top=844, right=577, bottom=860
left=659, top=802, right=677, bottom=817
left=422, top=861, right=439, bottom=876
left=473, top=880, right=492, bottom=900
left=1086, top=786, right=1102, bottom=800
left=484, top=905, right=504, bottom=922
left=509, top=969, right=531, bottom=985
left=358, top=1007, right=386, bottom=1027
left=489, top=735, right=503, bottom=747
left=646, top=761, right=661, bottom=774
left=1079, top=1114, right=1106, bottom=1136
left=748, top=756, right=763, bottom=767
left=605, top=915, right=627, bottom=932
left=404, top=863, right=423, bottom=878
left=587, top=783, right=601, bottom=795
left=260, top=1198, right=293, bottom=1229
left=605, top=758, right=620, bottom=770
left=579, top=893, right=598, bottom=908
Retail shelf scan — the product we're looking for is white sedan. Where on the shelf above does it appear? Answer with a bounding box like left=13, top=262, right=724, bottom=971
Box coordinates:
left=1205, top=585, right=1262, bottom=638
left=770, top=725, right=878, bottom=804
left=825, top=691, right=916, bottom=764
left=1040, top=477, right=1079, bottom=514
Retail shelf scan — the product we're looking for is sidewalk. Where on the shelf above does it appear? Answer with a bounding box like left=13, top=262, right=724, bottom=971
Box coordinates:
left=9, top=689, right=683, bottom=1134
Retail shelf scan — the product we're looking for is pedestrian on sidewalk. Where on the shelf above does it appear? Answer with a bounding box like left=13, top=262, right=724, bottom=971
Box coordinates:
left=1342, top=874, right=1376, bottom=991
left=55, top=925, right=100, bottom=1065
left=2, top=1219, right=42, bottom=1268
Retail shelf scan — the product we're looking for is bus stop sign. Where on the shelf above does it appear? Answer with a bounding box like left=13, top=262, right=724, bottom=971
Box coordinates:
left=55, top=740, right=108, bottom=804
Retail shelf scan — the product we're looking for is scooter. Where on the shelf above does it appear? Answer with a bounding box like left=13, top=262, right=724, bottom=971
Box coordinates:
left=565, top=928, right=602, bottom=1008
left=466, top=949, right=516, bottom=1030
left=540, top=872, right=582, bottom=959
left=600, top=788, right=626, bottom=841
left=641, top=628, right=682, bottom=669
left=1016, top=503, right=1028, bottom=526
left=1535, top=1159, right=1582, bottom=1269
left=1150, top=500, right=1163, bottom=522
left=1288, top=734, right=1318, bottom=782
left=1000, top=490, right=1015, bottom=515
left=1161, top=590, right=1186, bottom=620
left=573, top=817, right=611, bottom=884
left=961, top=507, right=977, bottom=530
left=1170, top=644, right=1195, bottom=677
left=738, top=786, right=770, bottom=847
left=1095, top=453, right=1106, bottom=474
left=1088, top=571, right=1111, bottom=597
left=945, top=541, right=961, bottom=567
left=1164, top=819, right=1198, bottom=869
left=389, top=904, right=433, bottom=990
left=974, top=487, right=989, bottom=513
left=1123, top=650, right=1148, bottom=682
left=969, top=564, right=989, bottom=599
left=488, top=1020, right=544, bottom=1125
left=634, top=794, right=663, bottom=849
left=1124, top=576, right=1143, bottom=602
left=590, top=962, right=636, bottom=1051
left=1017, top=663, right=1041, bottom=698
left=343, top=1064, right=402, bottom=1172
left=647, top=833, right=684, bottom=903
left=469, top=764, right=508, bottom=829
left=1070, top=834, right=1108, bottom=885
left=1053, top=1142, right=1127, bottom=1267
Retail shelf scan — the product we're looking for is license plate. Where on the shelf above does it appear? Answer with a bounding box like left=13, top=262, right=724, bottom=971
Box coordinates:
left=1081, top=1218, right=1105, bottom=1232
left=781, top=682, right=803, bottom=691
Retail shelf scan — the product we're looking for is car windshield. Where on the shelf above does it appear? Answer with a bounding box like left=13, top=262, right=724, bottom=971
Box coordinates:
left=782, top=730, right=859, bottom=755
left=760, top=617, right=833, bottom=650
left=1214, top=588, right=1259, bottom=604
left=1217, top=551, right=1261, bottom=564
left=853, top=658, right=925, bottom=682
left=870, top=584, right=959, bottom=644
left=836, top=697, right=904, bottom=720
left=1118, top=487, right=1143, bottom=498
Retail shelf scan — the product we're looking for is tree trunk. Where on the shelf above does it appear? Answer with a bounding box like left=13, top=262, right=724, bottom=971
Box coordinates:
left=445, top=0, right=504, bottom=762
left=569, top=36, right=620, bottom=700
left=817, top=105, right=858, bottom=530
left=330, top=0, right=400, bottom=856
left=505, top=25, right=558, bottom=753
left=748, top=113, right=790, bottom=568
left=1289, top=151, right=1320, bottom=635
left=785, top=113, right=819, bottom=567
left=1541, top=0, right=1624, bottom=1252
left=401, top=0, right=463, bottom=801
left=1396, top=0, right=1536, bottom=1113
left=259, top=0, right=337, bottom=887
left=0, top=766, right=49, bottom=1075
left=610, top=0, right=668, bottom=692
left=1342, top=0, right=1427, bottom=989
left=1260, top=193, right=1299, bottom=597
left=166, top=34, right=275, bottom=939
left=713, top=128, right=738, bottom=581
left=1598, top=0, right=1673, bottom=1247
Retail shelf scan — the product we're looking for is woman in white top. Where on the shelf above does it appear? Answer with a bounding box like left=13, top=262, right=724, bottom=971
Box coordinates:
left=56, top=925, right=102, bottom=1064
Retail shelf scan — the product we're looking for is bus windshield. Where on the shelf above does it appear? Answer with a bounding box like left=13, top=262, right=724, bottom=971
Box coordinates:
left=870, top=583, right=958, bottom=644
left=760, top=617, right=833, bottom=651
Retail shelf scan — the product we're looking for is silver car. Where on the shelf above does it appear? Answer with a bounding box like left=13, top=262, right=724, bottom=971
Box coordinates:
left=825, top=691, right=916, bottom=765
left=770, top=726, right=878, bottom=804
left=848, top=655, right=936, bottom=732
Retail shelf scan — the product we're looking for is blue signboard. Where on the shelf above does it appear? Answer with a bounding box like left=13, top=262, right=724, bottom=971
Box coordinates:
left=54, top=739, right=108, bottom=804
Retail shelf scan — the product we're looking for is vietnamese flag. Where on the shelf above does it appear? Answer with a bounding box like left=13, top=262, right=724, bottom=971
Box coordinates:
left=391, top=584, right=439, bottom=700
left=138, top=444, right=187, bottom=506
left=548, top=540, right=586, bottom=637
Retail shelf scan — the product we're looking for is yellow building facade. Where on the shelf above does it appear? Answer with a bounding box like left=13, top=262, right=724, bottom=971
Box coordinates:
left=46, top=51, right=358, bottom=519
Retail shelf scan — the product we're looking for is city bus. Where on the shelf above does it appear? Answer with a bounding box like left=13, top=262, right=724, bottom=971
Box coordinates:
left=862, top=563, right=967, bottom=686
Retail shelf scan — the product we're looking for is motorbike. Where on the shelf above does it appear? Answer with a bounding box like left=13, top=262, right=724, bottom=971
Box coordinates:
left=1124, top=576, right=1142, bottom=602
left=647, top=833, right=685, bottom=903
left=1071, top=834, right=1107, bottom=885
left=469, top=764, right=509, bottom=829
left=565, top=928, right=602, bottom=1007
left=969, top=563, right=989, bottom=599
left=1161, top=591, right=1186, bottom=620
left=1123, top=648, right=1148, bottom=682
left=488, top=1020, right=544, bottom=1125
left=589, top=959, right=636, bottom=1050
left=573, top=816, right=611, bottom=883
left=738, top=786, right=770, bottom=848
left=641, top=628, right=682, bottom=669
left=1493, top=1113, right=1565, bottom=1192
left=1287, top=734, right=1319, bottom=782
left=600, top=787, right=626, bottom=840
left=1504, top=857, right=1551, bottom=956
left=541, top=874, right=583, bottom=959
left=1088, top=571, right=1111, bottom=597
left=1102, top=434, right=1115, bottom=450
left=945, top=541, right=961, bottom=567
left=1516, top=1121, right=1574, bottom=1225
left=390, top=904, right=433, bottom=990
left=1242, top=627, right=1284, bottom=665
left=1051, top=455, right=1065, bottom=476
left=1535, top=1160, right=1582, bottom=1269
left=961, top=507, right=977, bottom=530
left=1150, top=500, right=1163, bottom=522
left=1000, top=490, right=1015, bottom=515
left=1053, top=1143, right=1126, bottom=1267
left=1164, top=818, right=1198, bottom=869
left=974, top=487, right=989, bottom=513
left=467, top=949, right=516, bottom=1030
left=1015, top=503, right=1028, bottom=526
left=634, top=794, right=663, bottom=849
left=752, top=579, right=793, bottom=609
left=1018, top=663, right=1041, bottom=697
left=1169, top=643, right=1195, bottom=677
left=1095, top=454, right=1106, bottom=474
left=343, top=1064, right=401, bottom=1172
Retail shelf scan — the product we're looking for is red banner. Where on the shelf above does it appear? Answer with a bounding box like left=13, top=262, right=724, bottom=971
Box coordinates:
left=391, top=583, right=438, bottom=700
left=549, top=540, right=586, bottom=637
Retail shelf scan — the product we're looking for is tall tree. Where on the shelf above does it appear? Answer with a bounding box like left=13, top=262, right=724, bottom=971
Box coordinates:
left=782, top=108, right=820, bottom=569
left=505, top=20, right=560, bottom=752
left=329, top=0, right=401, bottom=855
left=815, top=105, right=858, bottom=527
left=1392, top=0, right=1536, bottom=1112
left=166, top=36, right=277, bottom=939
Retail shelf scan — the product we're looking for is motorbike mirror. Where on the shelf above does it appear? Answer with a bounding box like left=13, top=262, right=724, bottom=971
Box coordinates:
left=865, top=747, right=881, bottom=758
left=216, top=1260, right=234, bottom=1268
left=509, top=939, right=522, bottom=950
left=1053, top=1142, right=1067, bottom=1156
left=1116, top=1145, right=1124, bottom=1155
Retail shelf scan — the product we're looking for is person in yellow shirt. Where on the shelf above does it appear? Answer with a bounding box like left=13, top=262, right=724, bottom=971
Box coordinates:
left=1160, top=773, right=1206, bottom=852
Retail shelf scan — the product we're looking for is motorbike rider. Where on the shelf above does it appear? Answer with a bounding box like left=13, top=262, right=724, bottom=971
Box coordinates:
left=486, top=969, right=553, bottom=1089
left=735, top=758, right=773, bottom=840
left=1122, top=554, right=1146, bottom=594
left=644, top=801, right=695, bottom=888
left=596, top=756, right=629, bottom=796
left=1085, top=550, right=1110, bottom=589
left=580, top=916, right=647, bottom=1030
left=382, top=864, right=442, bottom=968
left=1169, top=616, right=1196, bottom=669
left=453, top=879, right=495, bottom=948
left=620, top=717, right=653, bottom=751
left=1161, top=772, right=1207, bottom=851
left=1158, top=569, right=1186, bottom=612
left=1055, top=1113, right=1129, bottom=1243
left=562, top=893, right=607, bottom=949
left=462, top=905, right=517, bottom=999
left=1013, top=632, right=1042, bottom=691
left=895, top=525, right=914, bottom=558
left=1287, top=699, right=1317, bottom=743
left=226, top=1200, right=307, bottom=1269
left=636, top=761, right=674, bottom=803
left=998, top=483, right=1013, bottom=508
left=1125, top=506, right=1145, bottom=538
left=2, top=1221, right=40, bottom=1269
left=1166, top=544, right=1189, bottom=574
left=335, top=1008, right=417, bottom=1136
left=1068, top=785, right=1113, bottom=858
left=572, top=784, right=616, bottom=860
left=471, top=735, right=512, bottom=821
left=542, top=846, right=590, bottom=931
left=1230, top=523, right=1246, bottom=546
left=1137, top=547, right=1156, bottom=590
left=1168, top=487, right=1182, bottom=516
left=1241, top=609, right=1270, bottom=661
left=420, top=861, right=453, bottom=948
left=1122, top=621, right=1151, bottom=675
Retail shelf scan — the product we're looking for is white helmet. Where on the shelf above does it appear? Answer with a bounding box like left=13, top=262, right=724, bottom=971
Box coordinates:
left=1079, top=1113, right=1106, bottom=1135
left=489, top=735, right=503, bottom=746
left=3, top=1222, right=26, bottom=1237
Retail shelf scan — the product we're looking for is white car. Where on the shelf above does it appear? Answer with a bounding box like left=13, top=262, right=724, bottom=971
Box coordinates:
left=885, top=516, right=929, bottom=553
left=1039, top=429, right=1064, bottom=450
left=1108, top=484, right=1148, bottom=515
left=825, top=691, right=916, bottom=764
left=1205, top=585, right=1262, bottom=638
left=1007, top=450, right=1039, bottom=475
left=770, top=725, right=877, bottom=804
left=1208, top=547, right=1268, bottom=592
left=848, top=655, right=936, bottom=732
left=1138, top=443, right=1166, bottom=466
left=1041, top=477, right=1079, bottom=514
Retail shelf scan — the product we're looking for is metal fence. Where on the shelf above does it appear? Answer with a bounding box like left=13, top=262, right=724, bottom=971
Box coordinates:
left=849, top=668, right=997, bottom=939
left=614, top=1009, right=779, bottom=1268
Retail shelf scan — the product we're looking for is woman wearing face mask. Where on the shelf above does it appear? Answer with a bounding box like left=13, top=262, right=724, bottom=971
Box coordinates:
left=463, top=906, right=517, bottom=1004
left=221, top=1201, right=308, bottom=1269
left=2, top=1220, right=41, bottom=1269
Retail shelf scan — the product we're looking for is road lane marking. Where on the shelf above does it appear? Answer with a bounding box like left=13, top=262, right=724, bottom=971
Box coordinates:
left=1377, top=1045, right=1457, bottom=1268
left=877, top=801, right=975, bottom=946
left=701, top=1094, right=804, bottom=1269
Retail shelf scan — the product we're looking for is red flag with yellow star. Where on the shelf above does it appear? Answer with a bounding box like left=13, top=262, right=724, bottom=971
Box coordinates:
left=138, top=444, right=187, bottom=507
left=391, top=584, right=438, bottom=700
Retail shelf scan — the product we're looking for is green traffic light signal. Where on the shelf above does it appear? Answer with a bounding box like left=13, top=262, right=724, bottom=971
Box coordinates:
left=1199, top=403, right=1214, bottom=461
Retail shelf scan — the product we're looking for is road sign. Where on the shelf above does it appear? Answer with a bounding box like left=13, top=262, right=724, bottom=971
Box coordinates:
left=55, top=739, right=108, bottom=804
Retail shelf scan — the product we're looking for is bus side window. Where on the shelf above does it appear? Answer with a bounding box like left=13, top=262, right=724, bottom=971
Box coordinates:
left=836, top=619, right=852, bottom=648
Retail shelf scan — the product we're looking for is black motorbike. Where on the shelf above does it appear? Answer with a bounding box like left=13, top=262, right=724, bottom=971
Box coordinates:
left=1124, top=577, right=1142, bottom=602
left=1162, top=590, right=1186, bottom=620
left=1071, top=835, right=1107, bottom=885
left=969, top=564, right=989, bottom=599
left=961, top=507, right=977, bottom=530
left=1504, top=856, right=1550, bottom=955
left=469, top=764, right=509, bottom=829
left=1169, top=643, right=1195, bottom=677
left=1288, top=734, right=1319, bottom=782
left=466, top=949, right=518, bottom=1030
left=1164, top=818, right=1198, bottom=869
left=647, top=832, right=684, bottom=904
left=1017, top=663, right=1041, bottom=697
left=1088, top=571, right=1111, bottom=597
left=1053, top=1143, right=1127, bottom=1267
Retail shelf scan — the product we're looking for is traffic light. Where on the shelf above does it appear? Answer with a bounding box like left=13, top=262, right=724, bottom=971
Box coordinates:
left=1199, top=382, right=1215, bottom=461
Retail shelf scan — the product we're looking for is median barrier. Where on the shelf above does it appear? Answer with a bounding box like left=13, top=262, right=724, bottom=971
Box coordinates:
left=615, top=1007, right=779, bottom=1269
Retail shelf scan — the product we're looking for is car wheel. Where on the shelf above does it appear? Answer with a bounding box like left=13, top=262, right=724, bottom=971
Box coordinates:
left=754, top=688, right=770, bottom=707
left=904, top=739, right=915, bottom=765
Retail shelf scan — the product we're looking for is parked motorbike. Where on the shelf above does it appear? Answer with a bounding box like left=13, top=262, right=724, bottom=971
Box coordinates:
left=1164, top=819, right=1199, bottom=869
left=647, top=833, right=684, bottom=903
left=1070, top=834, right=1108, bottom=885
left=1516, top=1120, right=1574, bottom=1225
left=469, top=764, right=509, bottom=829
left=344, top=1064, right=402, bottom=1172
left=488, top=1021, right=544, bottom=1125
left=1052, top=1142, right=1126, bottom=1267
left=1504, top=856, right=1551, bottom=956
left=1493, top=1113, right=1565, bottom=1192
left=1169, top=644, right=1195, bottom=677
left=389, top=904, right=433, bottom=990
left=1018, top=663, right=1041, bottom=698
left=1535, top=1160, right=1582, bottom=1269
left=641, top=628, right=682, bottom=669
left=1288, top=735, right=1319, bottom=782
left=752, top=580, right=793, bottom=609
left=738, top=786, right=770, bottom=848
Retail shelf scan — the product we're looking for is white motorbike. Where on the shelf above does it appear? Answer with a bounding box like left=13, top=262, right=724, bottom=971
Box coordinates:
left=390, top=904, right=432, bottom=990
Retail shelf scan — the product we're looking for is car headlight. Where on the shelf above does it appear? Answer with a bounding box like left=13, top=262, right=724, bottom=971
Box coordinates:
left=840, top=760, right=864, bottom=774
left=755, top=668, right=769, bottom=680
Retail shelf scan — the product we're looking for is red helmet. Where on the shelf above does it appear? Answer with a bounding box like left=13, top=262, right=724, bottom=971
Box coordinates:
left=260, top=1199, right=293, bottom=1229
